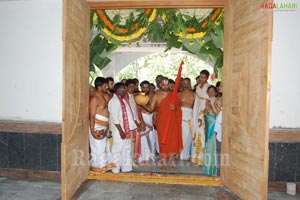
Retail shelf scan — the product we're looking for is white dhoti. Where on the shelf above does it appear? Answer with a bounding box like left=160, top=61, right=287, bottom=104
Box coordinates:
left=152, top=111, right=160, bottom=154
left=108, top=94, right=136, bottom=173
left=140, top=113, right=154, bottom=162
left=191, top=83, right=209, bottom=165
left=89, top=114, right=111, bottom=169
left=153, top=129, right=160, bottom=154
left=180, top=107, right=193, bottom=160
left=111, top=131, right=132, bottom=173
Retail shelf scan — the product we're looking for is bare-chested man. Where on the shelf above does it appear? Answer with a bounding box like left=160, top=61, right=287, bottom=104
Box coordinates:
left=138, top=77, right=182, bottom=171
left=178, top=77, right=195, bottom=160
left=149, top=83, right=156, bottom=93
left=137, top=80, right=157, bottom=164
left=155, top=74, right=163, bottom=91
left=89, top=77, right=114, bottom=172
left=106, top=77, right=114, bottom=100
left=89, top=86, right=96, bottom=98
left=169, top=79, right=175, bottom=91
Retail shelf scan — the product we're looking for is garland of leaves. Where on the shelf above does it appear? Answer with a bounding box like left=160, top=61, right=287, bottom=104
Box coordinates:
left=90, top=8, right=224, bottom=77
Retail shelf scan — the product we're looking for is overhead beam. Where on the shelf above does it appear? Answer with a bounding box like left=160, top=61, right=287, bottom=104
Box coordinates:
left=87, top=0, right=225, bottom=9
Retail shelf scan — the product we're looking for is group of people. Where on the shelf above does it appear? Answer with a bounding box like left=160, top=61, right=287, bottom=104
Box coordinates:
left=88, top=69, right=223, bottom=176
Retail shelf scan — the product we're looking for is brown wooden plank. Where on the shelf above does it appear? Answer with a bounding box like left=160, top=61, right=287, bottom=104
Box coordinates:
left=61, top=0, right=90, bottom=199
left=0, top=121, right=61, bottom=134
left=88, top=172, right=223, bottom=186
left=269, top=129, right=300, bottom=142
left=0, top=168, right=61, bottom=181
left=221, top=0, right=273, bottom=199
left=88, top=0, right=225, bottom=9
left=268, top=182, right=300, bottom=193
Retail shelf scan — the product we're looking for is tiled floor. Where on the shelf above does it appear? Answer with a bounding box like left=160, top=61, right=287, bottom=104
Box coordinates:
left=1, top=177, right=300, bottom=200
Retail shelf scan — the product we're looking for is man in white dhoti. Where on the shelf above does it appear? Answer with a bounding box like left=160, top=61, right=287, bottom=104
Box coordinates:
left=89, top=77, right=115, bottom=172
left=178, top=78, right=195, bottom=160
left=191, top=70, right=210, bottom=165
left=108, top=82, right=139, bottom=173
left=138, top=80, right=157, bottom=164
left=124, top=79, right=145, bottom=165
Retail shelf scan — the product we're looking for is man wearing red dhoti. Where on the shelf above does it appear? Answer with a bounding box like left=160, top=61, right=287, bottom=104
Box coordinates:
left=139, top=76, right=183, bottom=170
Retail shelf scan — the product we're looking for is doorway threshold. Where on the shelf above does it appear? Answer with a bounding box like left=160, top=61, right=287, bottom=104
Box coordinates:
left=88, top=171, right=222, bottom=186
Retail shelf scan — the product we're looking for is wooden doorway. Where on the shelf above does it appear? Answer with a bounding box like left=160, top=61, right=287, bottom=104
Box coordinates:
left=62, top=0, right=272, bottom=199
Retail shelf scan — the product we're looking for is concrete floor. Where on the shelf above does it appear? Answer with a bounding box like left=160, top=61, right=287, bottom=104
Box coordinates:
left=72, top=180, right=237, bottom=200
left=1, top=177, right=300, bottom=200
left=0, top=177, right=61, bottom=200
left=132, top=160, right=204, bottom=175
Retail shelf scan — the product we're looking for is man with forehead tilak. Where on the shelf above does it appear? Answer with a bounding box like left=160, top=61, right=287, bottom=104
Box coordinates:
left=139, top=77, right=182, bottom=171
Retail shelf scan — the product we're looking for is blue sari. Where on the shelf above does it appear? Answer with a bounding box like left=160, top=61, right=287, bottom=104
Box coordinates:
left=203, top=113, right=217, bottom=176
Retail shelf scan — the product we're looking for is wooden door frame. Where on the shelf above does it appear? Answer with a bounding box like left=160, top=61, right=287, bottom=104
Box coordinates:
left=63, top=0, right=272, bottom=198
left=88, top=0, right=225, bottom=9
left=86, top=0, right=226, bottom=187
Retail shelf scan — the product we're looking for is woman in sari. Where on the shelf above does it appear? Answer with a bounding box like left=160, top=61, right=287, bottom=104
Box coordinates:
left=203, top=85, right=221, bottom=176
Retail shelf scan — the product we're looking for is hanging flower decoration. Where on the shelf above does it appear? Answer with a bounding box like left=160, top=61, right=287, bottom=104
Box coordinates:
left=178, top=8, right=223, bottom=39
left=96, top=9, right=157, bottom=42
left=93, top=8, right=223, bottom=42
left=90, top=8, right=224, bottom=77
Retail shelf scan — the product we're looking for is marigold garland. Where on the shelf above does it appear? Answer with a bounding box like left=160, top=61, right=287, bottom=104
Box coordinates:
left=95, top=8, right=223, bottom=42
left=102, top=27, right=148, bottom=42
left=183, top=8, right=223, bottom=39
left=97, top=10, right=115, bottom=31
left=97, top=8, right=154, bottom=35
left=90, top=8, right=224, bottom=75
left=201, top=8, right=222, bottom=29
left=99, top=9, right=156, bottom=42
left=177, top=31, right=206, bottom=39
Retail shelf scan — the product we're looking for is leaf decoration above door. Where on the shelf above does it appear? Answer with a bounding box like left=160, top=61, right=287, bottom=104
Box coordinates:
left=90, top=8, right=223, bottom=77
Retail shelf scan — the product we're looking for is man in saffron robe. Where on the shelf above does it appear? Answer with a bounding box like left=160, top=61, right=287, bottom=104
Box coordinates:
left=139, top=77, right=182, bottom=170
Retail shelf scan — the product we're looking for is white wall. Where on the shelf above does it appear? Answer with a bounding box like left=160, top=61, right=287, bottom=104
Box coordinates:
left=0, top=0, right=62, bottom=122
left=0, top=1, right=299, bottom=127
left=270, top=2, right=300, bottom=128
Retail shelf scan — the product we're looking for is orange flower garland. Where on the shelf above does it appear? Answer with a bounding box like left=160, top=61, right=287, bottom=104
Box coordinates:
left=200, top=8, right=222, bottom=29
left=97, top=8, right=153, bottom=35
left=211, top=8, right=222, bottom=21
left=95, top=8, right=223, bottom=41
left=97, top=10, right=115, bottom=31
left=186, top=27, right=196, bottom=33
left=201, top=21, right=208, bottom=29
left=182, top=8, right=223, bottom=39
